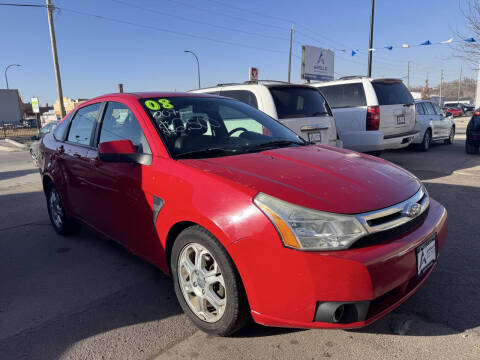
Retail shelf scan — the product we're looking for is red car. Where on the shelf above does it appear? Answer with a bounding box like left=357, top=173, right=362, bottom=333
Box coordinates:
left=39, top=92, right=447, bottom=336
left=443, top=106, right=463, bottom=117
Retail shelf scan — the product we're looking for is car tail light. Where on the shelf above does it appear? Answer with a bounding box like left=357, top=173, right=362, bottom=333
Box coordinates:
left=473, top=110, right=480, bottom=116
left=366, top=106, right=380, bottom=131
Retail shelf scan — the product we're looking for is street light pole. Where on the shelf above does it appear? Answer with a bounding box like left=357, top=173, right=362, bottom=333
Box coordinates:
left=46, top=0, right=65, bottom=118
left=367, top=0, right=375, bottom=77
left=4, top=64, right=21, bottom=89
left=184, top=50, right=201, bottom=89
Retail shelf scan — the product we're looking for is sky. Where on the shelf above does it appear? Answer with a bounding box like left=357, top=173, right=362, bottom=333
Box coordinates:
left=0, top=0, right=474, bottom=105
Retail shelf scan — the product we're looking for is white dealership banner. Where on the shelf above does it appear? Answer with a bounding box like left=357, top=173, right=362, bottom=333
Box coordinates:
left=31, top=97, right=40, bottom=113
left=301, top=46, right=334, bottom=81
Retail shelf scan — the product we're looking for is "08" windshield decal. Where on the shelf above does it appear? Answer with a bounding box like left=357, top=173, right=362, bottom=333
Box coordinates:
left=144, top=99, right=174, bottom=110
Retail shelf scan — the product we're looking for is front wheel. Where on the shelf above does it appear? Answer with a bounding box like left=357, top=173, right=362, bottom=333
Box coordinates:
left=445, top=127, right=455, bottom=144
left=171, top=226, right=250, bottom=336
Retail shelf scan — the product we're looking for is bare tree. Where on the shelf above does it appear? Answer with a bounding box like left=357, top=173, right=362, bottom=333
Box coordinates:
left=455, top=0, right=480, bottom=64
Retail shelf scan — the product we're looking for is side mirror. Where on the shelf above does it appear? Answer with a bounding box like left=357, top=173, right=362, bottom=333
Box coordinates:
left=98, top=140, right=152, bottom=165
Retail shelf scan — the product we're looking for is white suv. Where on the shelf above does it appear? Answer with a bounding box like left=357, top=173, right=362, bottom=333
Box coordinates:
left=191, top=81, right=341, bottom=147
left=312, top=77, right=418, bottom=154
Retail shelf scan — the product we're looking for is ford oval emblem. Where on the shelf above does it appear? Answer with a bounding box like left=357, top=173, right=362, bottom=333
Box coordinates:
left=404, top=203, right=422, bottom=217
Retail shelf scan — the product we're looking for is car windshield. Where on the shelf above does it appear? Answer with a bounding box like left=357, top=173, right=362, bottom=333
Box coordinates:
left=141, top=96, right=306, bottom=159
left=268, top=86, right=332, bottom=119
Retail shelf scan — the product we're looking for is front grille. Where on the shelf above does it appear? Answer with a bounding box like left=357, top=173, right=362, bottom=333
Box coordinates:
left=351, top=206, right=429, bottom=249
left=350, top=185, right=430, bottom=249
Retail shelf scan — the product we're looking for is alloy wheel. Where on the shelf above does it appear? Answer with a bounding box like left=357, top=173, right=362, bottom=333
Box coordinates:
left=49, top=188, right=64, bottom=229
left=177, top=242, right=227, bottom=323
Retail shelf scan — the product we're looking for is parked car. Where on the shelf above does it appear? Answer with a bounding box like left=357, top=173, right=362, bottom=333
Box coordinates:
left=444, top=102, right=474, bottom=115
left=443, top=106, right=463, bottom=117
left=29, top=120, right=59, bottom=167
left=466, top=109, right=480, bottom=154
left=312, top=77, right=418, bottom=155
left=191, top=81, right=341, bottom=148
left=39, top=92, right=447, bottom=336
left=413, top=100, right=455, bottom=151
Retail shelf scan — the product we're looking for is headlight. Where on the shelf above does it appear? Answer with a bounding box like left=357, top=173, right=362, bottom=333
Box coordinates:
left=254, top=193, right=367, bottom=251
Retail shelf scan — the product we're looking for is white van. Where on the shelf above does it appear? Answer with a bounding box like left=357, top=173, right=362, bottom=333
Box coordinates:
left=312, top=77, right=417, bottom=154
left=191, top=81, right=341, bottom=147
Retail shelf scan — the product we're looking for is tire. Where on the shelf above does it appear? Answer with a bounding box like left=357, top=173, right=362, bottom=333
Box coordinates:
left=445, top=127, right=455, bottom=145
left=465, top=141, right=479, bottom=154
left=46, top=183, right=80, bottom=235
left=416, top=130, right=431, bottom=152
left=171, top=226, right=250, bottom=336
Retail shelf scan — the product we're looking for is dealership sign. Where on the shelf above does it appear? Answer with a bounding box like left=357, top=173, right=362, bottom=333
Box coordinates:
left=31, top=97, right=40, bottom=113
left=301, top=46, right=334, bottom=81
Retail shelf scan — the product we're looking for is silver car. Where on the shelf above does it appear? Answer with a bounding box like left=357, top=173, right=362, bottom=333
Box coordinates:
left=413, top=100, right=455, bottom=151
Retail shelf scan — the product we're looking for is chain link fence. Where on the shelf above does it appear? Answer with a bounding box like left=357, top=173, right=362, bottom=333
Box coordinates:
left=0, top=122, right=39, bottom=140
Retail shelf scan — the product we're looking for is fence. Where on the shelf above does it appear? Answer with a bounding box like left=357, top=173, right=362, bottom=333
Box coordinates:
left=0, top=122, right=39, bottom=140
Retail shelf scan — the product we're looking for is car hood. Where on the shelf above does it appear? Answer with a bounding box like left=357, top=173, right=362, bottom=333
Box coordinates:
left=180, top=145, right=421, bottom=214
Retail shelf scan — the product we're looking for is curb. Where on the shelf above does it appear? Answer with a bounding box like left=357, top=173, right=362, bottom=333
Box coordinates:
left=4, top=138, right=28, bottom=150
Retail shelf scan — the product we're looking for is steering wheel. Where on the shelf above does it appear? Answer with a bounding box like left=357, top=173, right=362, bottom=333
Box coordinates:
left=228, top=127, right=248, bottom=136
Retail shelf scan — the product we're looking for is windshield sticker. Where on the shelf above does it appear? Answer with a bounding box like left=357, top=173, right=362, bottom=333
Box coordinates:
left=144, top=99, right=175, bottom=111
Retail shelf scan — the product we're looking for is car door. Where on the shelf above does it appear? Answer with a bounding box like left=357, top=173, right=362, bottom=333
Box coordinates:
left=433, top=102, right=450, bottom=137
left=62, top=102, right=102, bottom=222
left=423, top=102, right=442, bottom=139
left=87, top=100, right=157, bottom=258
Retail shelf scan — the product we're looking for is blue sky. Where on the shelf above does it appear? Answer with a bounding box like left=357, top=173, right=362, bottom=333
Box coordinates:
left=0, top=0, right=473, bottom=105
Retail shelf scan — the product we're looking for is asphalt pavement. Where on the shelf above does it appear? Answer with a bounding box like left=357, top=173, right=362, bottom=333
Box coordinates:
left=0, top=119, right=479, bottom=360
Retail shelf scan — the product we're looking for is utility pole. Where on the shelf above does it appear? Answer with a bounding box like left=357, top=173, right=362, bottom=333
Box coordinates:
left=407, top=61, right=410, bottom=89
left=288, top=26, right=294, bottom=83
left=475, top=63, right=480, bottom=109
left=457, top=66, right=462, bottom=103
left=46, top=0, right=65, bottom=118
left=439, top=70, right=444, bottom=106
left=367, top=0, right=375, bottom=77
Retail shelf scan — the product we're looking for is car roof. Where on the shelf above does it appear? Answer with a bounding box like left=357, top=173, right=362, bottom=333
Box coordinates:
left=192, top=81, right=317, bottom=92
left=82, top=91, right=223, bottom=104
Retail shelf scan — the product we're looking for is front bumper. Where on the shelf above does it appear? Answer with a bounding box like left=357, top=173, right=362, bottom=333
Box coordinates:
left=228, top=198, right=447, bottom=329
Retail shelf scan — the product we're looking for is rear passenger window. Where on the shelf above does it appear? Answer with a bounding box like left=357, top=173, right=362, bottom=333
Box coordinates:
left=318, top=84, right=367, bottom=108
left=416, top=103, right=425, bottom=115
left=67, top=103, right=101, bottom=146
left=53, top=113, right=74, bottom=141
left=99, top=102, right=151, bottom=154
left=220, top=90, right=258, bottom=109
left=423, top=102, right=436, bottom=115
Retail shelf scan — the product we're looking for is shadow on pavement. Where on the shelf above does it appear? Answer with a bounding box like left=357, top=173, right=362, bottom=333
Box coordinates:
left=0, top=168, right=38, bottom=181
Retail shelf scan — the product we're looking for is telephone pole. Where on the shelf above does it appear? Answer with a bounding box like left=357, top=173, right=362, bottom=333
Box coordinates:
left=288, top=26, right=294, bottom=83
left=457, top=66, right=463, bottom=103
left=407, top=61, right=411, bottom=89
left=367, top=0, right=375, bottom=77
left=46, top=0, right=65, bottom=118
left=439, top=70, right=444, bottom=106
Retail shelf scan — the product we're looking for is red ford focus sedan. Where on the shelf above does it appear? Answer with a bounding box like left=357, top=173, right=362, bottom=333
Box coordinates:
left=39, top=92, right=447, bottom=336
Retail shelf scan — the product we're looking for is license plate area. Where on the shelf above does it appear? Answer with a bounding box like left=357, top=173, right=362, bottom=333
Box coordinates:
left=307, top=131, right=322, bottom=143
left=397, top=115, right=406, bottom=125
left=416, top=235, right=437, bottom=277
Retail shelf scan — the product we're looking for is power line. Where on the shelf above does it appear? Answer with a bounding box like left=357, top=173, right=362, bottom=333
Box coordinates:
left=0, top=2, right=45, bottom=7
left=109, top=0, right=290, bottom=43
left=58, top=6, right=291, bottom=55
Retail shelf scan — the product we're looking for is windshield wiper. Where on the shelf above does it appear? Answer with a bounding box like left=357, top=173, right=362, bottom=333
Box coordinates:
left=244, top=139, right=306, bottom=152
left=176, top=147, right=237, bottom=159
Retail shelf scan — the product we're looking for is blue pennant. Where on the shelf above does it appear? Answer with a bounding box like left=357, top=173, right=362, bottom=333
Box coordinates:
left=420, top=40, right=432, bottom=45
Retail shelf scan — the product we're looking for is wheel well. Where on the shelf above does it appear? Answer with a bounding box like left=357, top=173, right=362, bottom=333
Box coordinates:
left=42, top=175, right=54, bottom=195
left=165, top=221, right=196, bottom=273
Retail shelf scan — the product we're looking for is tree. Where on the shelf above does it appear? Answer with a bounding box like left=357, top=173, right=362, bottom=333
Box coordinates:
left=455, top=0, right=480, bottom=64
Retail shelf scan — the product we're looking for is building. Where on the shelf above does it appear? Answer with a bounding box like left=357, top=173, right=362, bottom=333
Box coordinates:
left=0, top=89, right=22, bottom=124
left=53, top=97, right=88, bottom=117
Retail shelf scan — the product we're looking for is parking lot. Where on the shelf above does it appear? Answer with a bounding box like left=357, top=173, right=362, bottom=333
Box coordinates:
left=0, top=117, right=479, bottom=360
